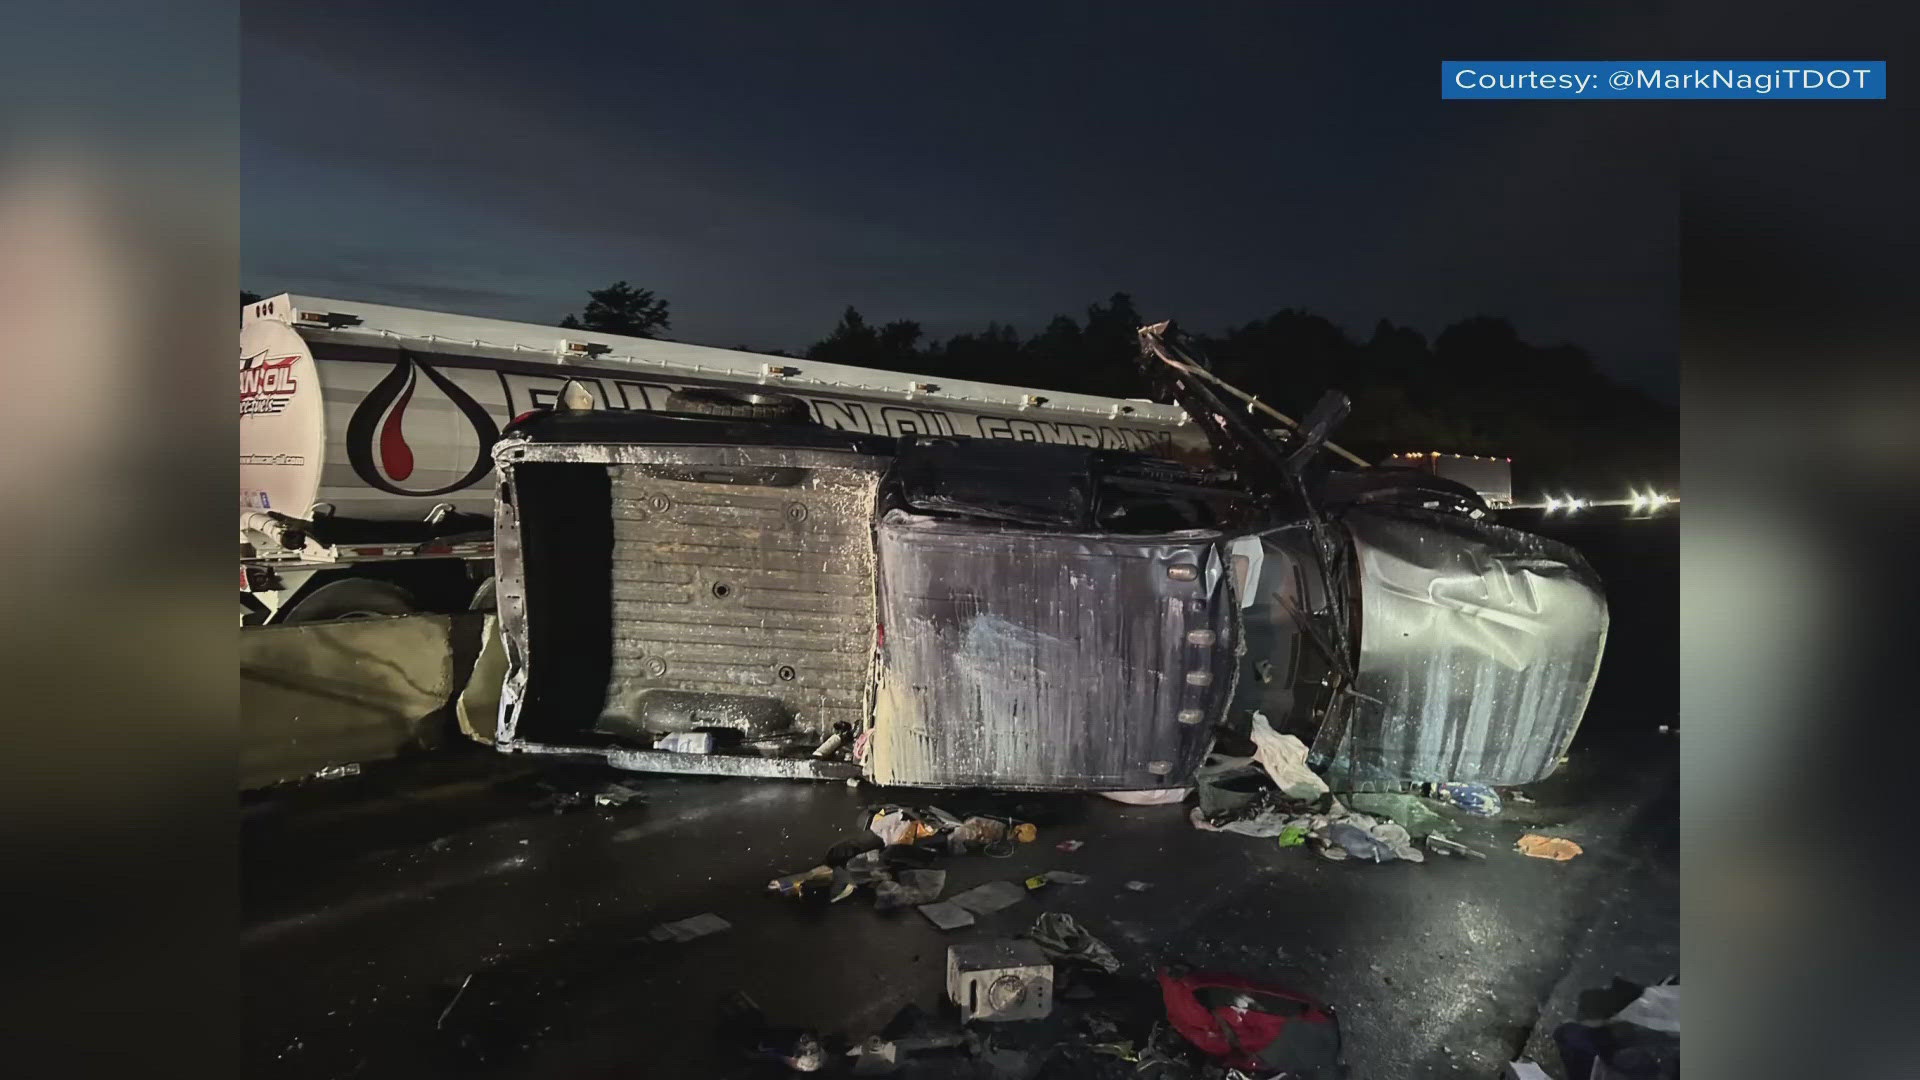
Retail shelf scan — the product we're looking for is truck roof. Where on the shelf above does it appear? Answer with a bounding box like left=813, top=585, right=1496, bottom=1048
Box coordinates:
left=245, top=293, right=1193, bottom=431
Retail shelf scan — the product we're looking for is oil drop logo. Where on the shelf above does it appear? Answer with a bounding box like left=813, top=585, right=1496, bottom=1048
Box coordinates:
left=346, top=348, right=500, bottom=496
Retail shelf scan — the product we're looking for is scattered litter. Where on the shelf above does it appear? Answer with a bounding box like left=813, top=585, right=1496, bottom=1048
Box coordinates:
left=916, top=901, right=977, bottom=930
left=1323, top=821, right=1395, bottom=862
left=655, top=731, right=715, bottom=754
left=824, top=833, right=884, bottom=865
left=1425, top=832, right=1485, bottom=859
left=1504, top=1059, right=1551, bottom=1080
left=1125, top=880, right=1153, bottom=891
left=1613, top=984, right=1680, bottom=1034
left=947, top=940, right=1054, bottom=1022
left=847, top=1036, right=896, bottom=1074
left=435, top=973, right=474, bottom=1030
left=592, top=782, right=646, bottom=809
left=311, top=762, right=361, bottom=781
left=1100, top=788, right=1192, bottom=806
left=1025, top=870, right=1088, bottom=889
left=1194, top=755, right=1271, bottom=817
left=1426, top=781, right=1502, bottom=816
left=1277, top=825, right=1308, bottom=847
left=1055, top=839, right=1085, bottom=853
left=647, top=912, right=732, bottom=942
left=1027, top=912, right=1121, bottom=973
left=951, top=815, right=1037, bottom=845
left=719, top=991, right=826, bottom=1072
left=869, top=807, right=939, bottom=846
left=811, top=721, right=854, bottom=759
left=1158, top=969, right=1342, bottom=1075
left=948, top=879, right=1029, bottom=915
left=1345, top=792, right=1448, bottom=838
left=1515, top=834, right=1583, bottom=861
left=1249, top=712, right=1330, bottom=800
left=768, top=865, right=837, bottom=898
left=1553, top=978, right=1680, bottom=1080
left=1507, top=790, right=1537, bottom=804
left=874, top=868, right=946, bottom=911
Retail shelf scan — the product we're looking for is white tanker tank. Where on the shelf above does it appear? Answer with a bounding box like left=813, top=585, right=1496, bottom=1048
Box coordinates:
left=240, top=294, right=1208, bottom=622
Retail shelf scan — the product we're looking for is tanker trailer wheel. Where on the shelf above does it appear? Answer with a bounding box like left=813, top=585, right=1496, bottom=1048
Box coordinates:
left=280, top=578, right=420, bottom=624
left=663, top=387, right=812, bottom=422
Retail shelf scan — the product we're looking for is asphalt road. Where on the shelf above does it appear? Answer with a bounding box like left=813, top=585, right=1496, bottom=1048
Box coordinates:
left=242, top=515, right=1677, bottom=1078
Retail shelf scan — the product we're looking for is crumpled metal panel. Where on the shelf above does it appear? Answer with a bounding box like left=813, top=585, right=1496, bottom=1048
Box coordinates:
left=1311, top=508, right=1608, bottom=787
left=869, top=512, right=1237, bottom=790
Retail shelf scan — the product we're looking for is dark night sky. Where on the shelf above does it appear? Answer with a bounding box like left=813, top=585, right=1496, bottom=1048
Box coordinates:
left=244, top=4, right=1700, bottom=402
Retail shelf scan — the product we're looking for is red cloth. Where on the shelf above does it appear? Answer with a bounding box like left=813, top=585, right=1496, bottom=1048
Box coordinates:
left=1157, top=968, right=1337, bottom=1071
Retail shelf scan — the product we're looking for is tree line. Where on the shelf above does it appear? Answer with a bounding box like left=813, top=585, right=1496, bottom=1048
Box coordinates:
left=795, top=293, right=1675, bottom=488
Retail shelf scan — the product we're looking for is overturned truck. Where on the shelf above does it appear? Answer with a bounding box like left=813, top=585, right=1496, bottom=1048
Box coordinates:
left=490, top=324, right=1606, bottom=791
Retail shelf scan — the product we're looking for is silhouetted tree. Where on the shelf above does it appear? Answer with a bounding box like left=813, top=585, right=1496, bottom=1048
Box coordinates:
left=560, top=281, right=671, bottom=338
left=798, top=294, right=1674, bottom=491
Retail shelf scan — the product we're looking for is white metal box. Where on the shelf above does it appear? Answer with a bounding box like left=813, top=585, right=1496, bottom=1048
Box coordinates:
left=945, top=940, right=1054, bottom=1022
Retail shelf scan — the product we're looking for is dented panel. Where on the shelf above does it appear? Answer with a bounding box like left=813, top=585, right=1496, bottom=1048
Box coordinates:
left=869, top=512, right=1237, bottom=790
left=1310, top=508, right=1608, bottom=787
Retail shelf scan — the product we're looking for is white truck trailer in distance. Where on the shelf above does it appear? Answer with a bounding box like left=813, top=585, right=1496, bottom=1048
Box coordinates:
left=240, top=295, right=1209, bottom=623
left=1381, top=450, right=1514, bottom=509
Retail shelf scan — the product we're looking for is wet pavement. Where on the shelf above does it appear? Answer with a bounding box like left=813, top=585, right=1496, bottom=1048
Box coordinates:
left=243, top=517, right=1676, bottom=1078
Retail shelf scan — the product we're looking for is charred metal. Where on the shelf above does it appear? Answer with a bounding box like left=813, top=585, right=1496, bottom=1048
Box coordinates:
left=489, top=324, right=1606, bottom=790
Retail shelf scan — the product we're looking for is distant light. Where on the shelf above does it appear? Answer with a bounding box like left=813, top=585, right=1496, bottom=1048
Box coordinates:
left=1649, top=492, right=1669, bottom=508
left=1545, top=497, right=1561, bottom=511
left=1630, top=492, right=1648, bottom=510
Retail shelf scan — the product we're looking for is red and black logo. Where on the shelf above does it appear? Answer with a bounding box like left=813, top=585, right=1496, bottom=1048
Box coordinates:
left=346, top=347, right=500, bottom=496
left=239, top=351, right=301, bottom=416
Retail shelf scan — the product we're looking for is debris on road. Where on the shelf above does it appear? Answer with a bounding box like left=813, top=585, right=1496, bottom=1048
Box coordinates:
left=1345, top=792, right=1449, bottom=838
left=1125, top=880, right=1153, bottom=891
left=1552, top=977, right=1679, bottom=1078
left=1055, top=839, right=1084, bottom=853
left=1027, top=912, right=1121, bottom=974
left=654, top=731, right=716, bottom=754
left=1158, top=968, right=1342, bottom=1076
left=1504, top=1059, right=1552, bottom=1079
left=1321, top=820, right=1423, bottom=863
left=1425, top=832, right=1486, bottom=859
left=591, top=782, right=646, bottom=808
left=1100, top=788, right=1192, bottom=805
left=916, top=900, right=976, bottom=930
left=1515, top=834, right=1584, bottom=861
left=767, top=864, right=837, bottom=899
left=947, top=940, right=1055, bottom=1022
left=719, top=990, right=828, bottom=1073
left=311, top=762, right=361, bottom=781
left=1426, top=781, right=1503, bottom=816
left=646, top=912, right=732, bottom=942
left=948, top=879, right=1029, bottom=915
left=868, top=806, right=940, bottom=845
left=1024, top=870, right=1088, bottom=889
left=873, top=868, right=946, bottom=911
left=1249, top=712, right=1329, bottom=800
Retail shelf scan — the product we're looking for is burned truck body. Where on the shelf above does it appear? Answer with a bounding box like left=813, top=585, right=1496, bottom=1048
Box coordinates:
left=492, top=416, right=1250, bottom=788
left=490, top=326, right=1606, bottom=790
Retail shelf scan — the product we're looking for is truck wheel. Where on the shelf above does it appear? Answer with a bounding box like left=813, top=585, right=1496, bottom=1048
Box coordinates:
left=664, top=388, right=811, bottom=422
left=280, top=578, right=419, bottom=624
